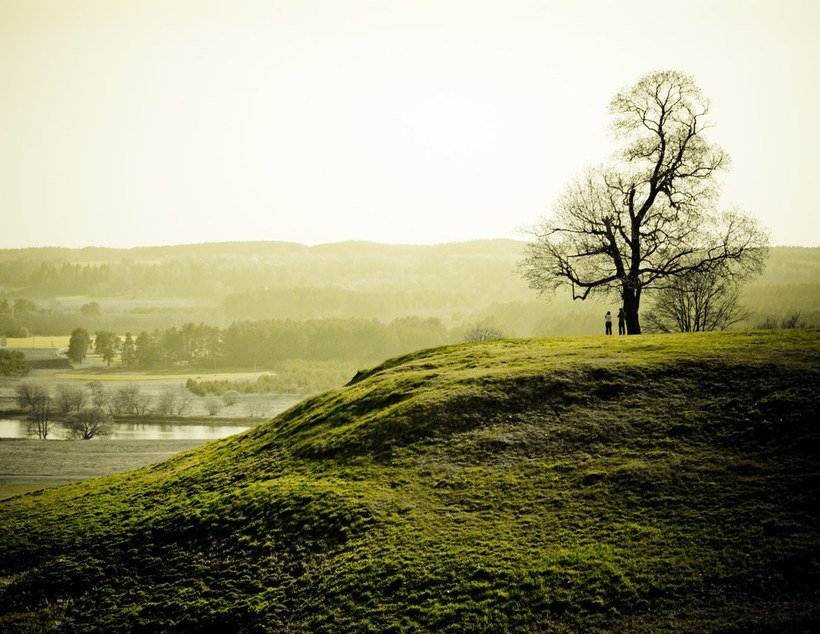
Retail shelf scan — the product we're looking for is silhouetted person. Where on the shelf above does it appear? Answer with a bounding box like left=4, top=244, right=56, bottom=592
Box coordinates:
left=618, top=308, right=626, bottom=335
left=605, top=311, right=612, bottom=335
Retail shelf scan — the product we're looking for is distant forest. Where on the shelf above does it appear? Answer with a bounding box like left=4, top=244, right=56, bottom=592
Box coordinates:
left=1, top=242, right=818, bottom=354
left=109, top=317, right=448, bottom=370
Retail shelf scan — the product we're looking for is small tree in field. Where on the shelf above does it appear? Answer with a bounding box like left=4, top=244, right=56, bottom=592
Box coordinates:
left=521, top=70, right=768, bottom=334
left=463, top=322, right=504, bottom=342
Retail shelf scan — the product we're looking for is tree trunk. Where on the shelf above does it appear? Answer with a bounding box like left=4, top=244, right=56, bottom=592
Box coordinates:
left=622, top=288, right=642, bottom=335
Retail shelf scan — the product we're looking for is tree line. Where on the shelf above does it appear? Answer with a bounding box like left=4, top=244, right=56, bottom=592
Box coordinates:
left=67, top=316, right=451, bottom=369
left=14, top=381, right=235, bottom=440
left=15, top=381, right=117, bottom=440
left=2, top=242, right=818, bottom=343
left=0, top=240, right=527, bottom=302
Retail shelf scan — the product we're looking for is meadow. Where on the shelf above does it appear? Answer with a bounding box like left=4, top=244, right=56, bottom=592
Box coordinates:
left=55, top=370, right=269, bottom=381
left=0, top=438, right=204, bottom=500
left=1, top=329, right=817, bottom=631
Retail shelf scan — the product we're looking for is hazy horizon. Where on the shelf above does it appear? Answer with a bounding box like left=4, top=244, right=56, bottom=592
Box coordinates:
left=2, top=0, right=819, bottom=249
left=0, top=236, right=818, bottom=253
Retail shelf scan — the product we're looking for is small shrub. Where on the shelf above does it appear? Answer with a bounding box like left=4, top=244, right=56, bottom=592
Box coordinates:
left=463, top=322, right=504, bottom=343
left=781, top=312, right=808, bottom=329
left=154, top=387, right=193, bottom=416
left=223, top=390, right=240, bottom=406
left=54, top=384, right=87, bottom=416
left=112, top=384, right=152, bottom=416
left=205, top=397, right=223, bottom=416
left=244, top=398, right=268, bottom=418
left=756, top=316, right=779, bottom=330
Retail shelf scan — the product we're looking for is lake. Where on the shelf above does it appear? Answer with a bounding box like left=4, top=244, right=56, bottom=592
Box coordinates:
left=0, top=393, right=306, bottom=441
left=0, top=419, right=256, bottom=440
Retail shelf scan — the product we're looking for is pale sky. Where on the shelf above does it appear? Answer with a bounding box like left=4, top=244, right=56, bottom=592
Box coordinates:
left=1, top=0, right=818, bottom=248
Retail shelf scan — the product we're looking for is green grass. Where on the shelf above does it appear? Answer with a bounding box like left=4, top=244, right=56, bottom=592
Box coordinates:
left=0, top=484, right=49, bottom=501
left=0, top=439, right=209, bottom=500
left=1, top=329, right=819, bottom=632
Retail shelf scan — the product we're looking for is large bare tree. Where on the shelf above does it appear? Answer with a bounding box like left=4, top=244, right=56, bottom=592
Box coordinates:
left=521, top=70, right=768, bottom=334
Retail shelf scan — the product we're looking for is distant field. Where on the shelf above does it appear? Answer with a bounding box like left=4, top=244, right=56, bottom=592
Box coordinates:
left=55, top=370, right=271, bottom=382
left=3, top=336, right=70, bottom=348
left=0, top=438, right=205, bottom=500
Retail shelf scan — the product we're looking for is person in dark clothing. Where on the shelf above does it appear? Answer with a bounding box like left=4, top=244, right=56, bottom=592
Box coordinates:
left=618, top=308, right=626, bottom=335
left=605, top=311, right=612, bottom=335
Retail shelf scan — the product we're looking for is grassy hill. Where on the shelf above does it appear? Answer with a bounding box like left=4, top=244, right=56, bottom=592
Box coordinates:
left=1, top=330, right=819, bottom=632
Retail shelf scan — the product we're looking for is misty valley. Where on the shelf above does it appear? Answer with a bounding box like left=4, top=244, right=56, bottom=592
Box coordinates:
left=2, top=53, right=819, bottom=630
left=1, top=239, right=817, bottom=507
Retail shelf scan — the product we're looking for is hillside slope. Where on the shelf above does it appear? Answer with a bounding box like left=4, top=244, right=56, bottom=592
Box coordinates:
left=1, top=330, right=819, bottom=632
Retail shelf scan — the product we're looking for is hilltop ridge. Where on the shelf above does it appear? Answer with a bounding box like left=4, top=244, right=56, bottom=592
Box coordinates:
left=1, top=330, right=819, bottom=632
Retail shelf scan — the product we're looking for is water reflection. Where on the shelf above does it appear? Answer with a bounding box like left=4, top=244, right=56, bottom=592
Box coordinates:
left=0, top=419, right=253, bottom=440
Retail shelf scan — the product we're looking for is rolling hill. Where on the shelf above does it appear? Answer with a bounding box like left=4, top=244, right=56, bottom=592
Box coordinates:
left=1, top=329, right=819, bottom=631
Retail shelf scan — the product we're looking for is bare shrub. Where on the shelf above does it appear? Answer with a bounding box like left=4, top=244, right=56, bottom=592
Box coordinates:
left=154, top=388, right=177, bottom=416
left=87, top=381, right=111, bottom=411
left=244, top=398, right=268, bottom=418
left=55, top=384, right=88, bottom=416
left=781, top=312, right=808, bottom=329
left=154, top=387, right=193, bottom=416
left=222, top=390, right=240, bottom=406
left=463, top=322, right=504, bottom=343
left=112, top=383, right=152, bottom=416
left=756, top=312, right=810, bottom=330
left=205, top=397, right=223, bottom=416
left=756, top=316, right=780, bottom=330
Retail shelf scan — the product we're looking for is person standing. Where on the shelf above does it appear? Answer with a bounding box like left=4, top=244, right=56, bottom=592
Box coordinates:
left=605, top=311, right=612, bottom=335
left=618, top=308, right=626, bottom=335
